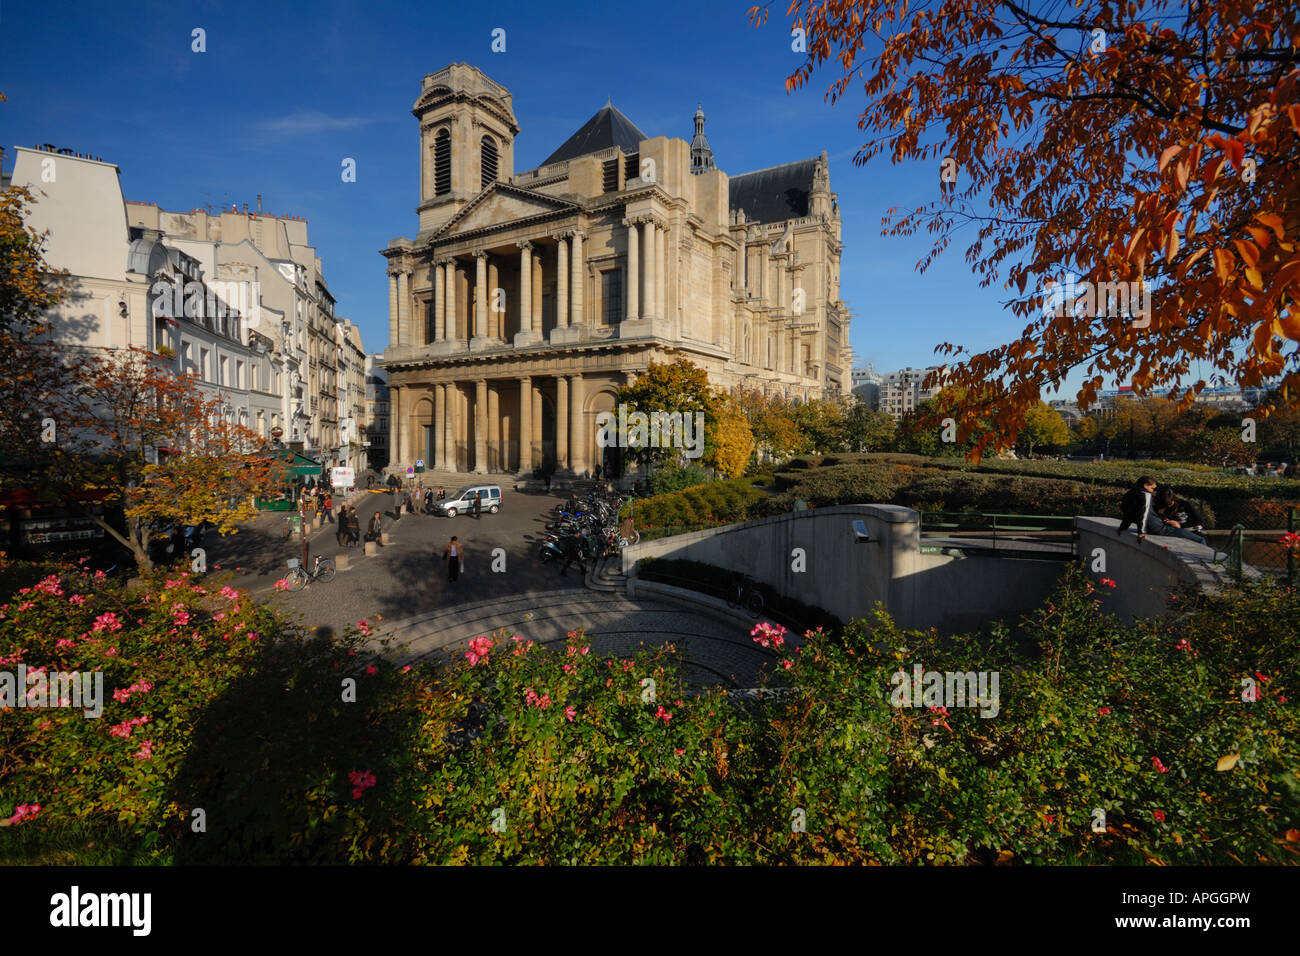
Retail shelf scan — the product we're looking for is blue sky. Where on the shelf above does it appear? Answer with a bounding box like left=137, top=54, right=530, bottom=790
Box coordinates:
left=3, top=0, right=1100, bottom=397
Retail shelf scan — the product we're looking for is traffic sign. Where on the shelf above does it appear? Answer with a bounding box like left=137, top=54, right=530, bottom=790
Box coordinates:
left=406, top=467, right=414, bottom=476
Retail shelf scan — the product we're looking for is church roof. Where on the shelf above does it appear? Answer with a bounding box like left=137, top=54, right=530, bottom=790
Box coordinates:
left=728, top=158, right=818, bottom=224
left=541, top=104, right=650, bottom=166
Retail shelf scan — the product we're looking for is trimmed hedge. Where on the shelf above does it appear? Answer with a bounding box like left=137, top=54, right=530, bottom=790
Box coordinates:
left=622, top=478, right=768, bottom=530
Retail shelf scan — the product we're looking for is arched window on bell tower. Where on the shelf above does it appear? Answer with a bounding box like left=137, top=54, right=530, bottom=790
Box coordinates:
left=434, top=129, right=451, bottom=196
left=481, top=135, right=499, bottom=191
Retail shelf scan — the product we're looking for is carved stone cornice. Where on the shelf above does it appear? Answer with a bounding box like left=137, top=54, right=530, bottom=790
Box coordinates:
left=474, top=249, right=490, bottom=262
left=516, top=239, right=534, bottom=252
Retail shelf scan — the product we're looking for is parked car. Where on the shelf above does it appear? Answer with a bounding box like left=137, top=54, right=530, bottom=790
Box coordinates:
left=433, top=485, right=503, bottom=517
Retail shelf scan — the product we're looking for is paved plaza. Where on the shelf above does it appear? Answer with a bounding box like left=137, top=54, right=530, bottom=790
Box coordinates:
left=200, top=479, right=771, bottom=686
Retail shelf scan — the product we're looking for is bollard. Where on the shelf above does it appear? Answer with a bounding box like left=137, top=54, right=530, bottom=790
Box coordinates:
left=380, top=532, right=391, bottom=546
left=364, top=540, right=379, bottom=556
left=335, top=553, right=350, bottom=571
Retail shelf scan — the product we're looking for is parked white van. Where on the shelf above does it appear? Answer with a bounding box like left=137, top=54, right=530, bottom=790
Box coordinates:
left=434, top=485, right=503, bottom=517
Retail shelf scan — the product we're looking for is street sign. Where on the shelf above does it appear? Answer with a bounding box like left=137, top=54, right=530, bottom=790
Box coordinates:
left=415, top=458, right=425, bottom=473
left=406, top=467, right=414, bottom=476
left=331, top=467, right=354, bottom=489
left=271, top=426, right=284, bottom=439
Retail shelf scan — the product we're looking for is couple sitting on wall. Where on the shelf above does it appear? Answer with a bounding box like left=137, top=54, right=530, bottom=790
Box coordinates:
left=1118, top=476, right=1207, bottom=545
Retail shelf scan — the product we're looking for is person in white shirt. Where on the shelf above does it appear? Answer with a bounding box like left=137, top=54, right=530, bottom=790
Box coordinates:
left=442, top=536, right=463, bottom=582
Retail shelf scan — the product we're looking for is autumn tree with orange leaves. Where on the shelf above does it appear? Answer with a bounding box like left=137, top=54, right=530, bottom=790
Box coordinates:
left=2, top=183, right=283, bottom=570
left=753, top=0, right=1299, bottom=459
left=33, top=348, right=284, bottom=571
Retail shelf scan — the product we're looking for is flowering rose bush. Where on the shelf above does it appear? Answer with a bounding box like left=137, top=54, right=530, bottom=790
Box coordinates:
left=2, top=557, right=1295, bottom=864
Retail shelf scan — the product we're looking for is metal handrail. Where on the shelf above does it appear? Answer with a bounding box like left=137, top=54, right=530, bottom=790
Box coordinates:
left=919, top=511, right=1077, bottom=558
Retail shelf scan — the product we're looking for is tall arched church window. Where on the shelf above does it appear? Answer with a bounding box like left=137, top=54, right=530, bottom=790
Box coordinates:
left=481, top=136, right=499, bottom=190
left=434, top=129, right=451, bottom=196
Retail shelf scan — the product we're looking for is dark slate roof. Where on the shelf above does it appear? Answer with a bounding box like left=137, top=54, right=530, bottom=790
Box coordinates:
left=728, top=158, right=818, bottom=224
left=542, top=104, right=650, bottom=166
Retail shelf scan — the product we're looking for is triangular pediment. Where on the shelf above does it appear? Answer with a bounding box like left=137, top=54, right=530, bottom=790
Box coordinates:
left=435, top=183, right=579, bottom=240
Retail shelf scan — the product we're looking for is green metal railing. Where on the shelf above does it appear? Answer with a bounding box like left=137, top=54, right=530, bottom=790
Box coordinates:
left=1214, top=508, right=1297, bottom=586
left=919, top=512, right=1078, bottom=559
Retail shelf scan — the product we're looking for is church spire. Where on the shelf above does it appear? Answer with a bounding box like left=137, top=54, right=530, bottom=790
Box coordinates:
left=690, top=102, right=715, bottom=175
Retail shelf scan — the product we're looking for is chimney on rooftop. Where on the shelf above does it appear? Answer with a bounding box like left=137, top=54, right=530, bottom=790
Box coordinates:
left=257, top=194, right=262, bottom=214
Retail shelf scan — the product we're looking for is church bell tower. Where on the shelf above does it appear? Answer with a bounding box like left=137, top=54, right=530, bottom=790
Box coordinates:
left=412, top=63, right=520, bottom=237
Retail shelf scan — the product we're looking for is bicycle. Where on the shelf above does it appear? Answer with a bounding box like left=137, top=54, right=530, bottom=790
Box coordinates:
left=726, top=574, right=765, bottom=618
left=286, top=555, right=335, bottom=591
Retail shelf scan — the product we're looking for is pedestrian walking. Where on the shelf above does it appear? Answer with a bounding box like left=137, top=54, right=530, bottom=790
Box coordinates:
left=472, top=491, right=482, bottom=520
left=558, top=535, right=587, bottom=577
left=367, top=510, right=382, bottom=542
left=323, top=493, right=334, bottom=524
left=593, top=463, right=602, bottom=481
left=336, top=507, right=347, bottom=547
left=443, top=536, right=463, bottom=582
left=544, top=469, right=553, bottom=492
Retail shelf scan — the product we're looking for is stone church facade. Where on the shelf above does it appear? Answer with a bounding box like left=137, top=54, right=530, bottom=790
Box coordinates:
left=382, top=62, right=851, bottom=477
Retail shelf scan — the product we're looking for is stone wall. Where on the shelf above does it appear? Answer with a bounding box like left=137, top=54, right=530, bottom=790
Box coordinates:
left=622, top=504, right=1066, bottom=633
left=1074, top=517, right=1235, bottom=622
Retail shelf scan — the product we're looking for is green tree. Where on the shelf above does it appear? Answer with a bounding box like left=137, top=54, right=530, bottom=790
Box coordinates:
left=616, top=359, right=719, bottom=469
left=1016, top=403, right=1070, bottom=456
left=790, top=397, right=846, bottom=453
left=842, top=400, right=895, bottom=452
left=0, top=185, right=71, bottom=477
left=735, top=387, right=806, bottom=462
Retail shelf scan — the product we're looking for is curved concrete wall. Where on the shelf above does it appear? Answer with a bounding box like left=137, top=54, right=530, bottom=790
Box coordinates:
left=1075, top=517, right=1236, bottom=622
left=622, top=504, right=1065, bottom=633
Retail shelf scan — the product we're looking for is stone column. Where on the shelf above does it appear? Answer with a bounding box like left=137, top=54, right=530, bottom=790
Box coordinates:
left=518, top=375, right=532, bottom=472
left=532, top=250, right=543, bottom=332
left=516, top=241, right=534, bottom=345
left=391, top=385, right=403, bottom=467
left=571, top=230, right=585, bottom=327
left=433, top=263, right=445, bottom=342
left=488, top=383, right=500, bottom=472
left=452, top=382, right=462, bottom=468
left=398, top=270, right=411, bottom=345
left=657, top=221, right=666, bottom=327
left=488, top=258, right=501, bottom=337
left=532, top=382, right=543, bottom=468
left=625, top=220, right=639, bottom=322
left=568, top=373, right=585, bottom=475
left=642, top=219, right=656, bottom=320
left=474, top=379, right=488, bottom=473
left=387, top=270, right=399, bottom=348
left=473, top=252, right=488, bottom=342
left=445, top=260, right=457, bottom=342
left=556, top=375, right=569, bottom=472
left=436, top=383, right=447, bottom=469
left=456, top=384, right=466, bottom=471
left=556, top=235, right=569, bottom=328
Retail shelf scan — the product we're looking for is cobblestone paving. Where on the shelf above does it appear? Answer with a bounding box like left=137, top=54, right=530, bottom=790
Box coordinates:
left=197, top=476, right=772, bottom=686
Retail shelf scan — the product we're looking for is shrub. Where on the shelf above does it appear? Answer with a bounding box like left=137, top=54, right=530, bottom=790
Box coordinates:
left=623, top=478, right=767, bottom=530
left=648, top=461, right=713, bottom=496
left=2, top=559, right=1295, bottom=864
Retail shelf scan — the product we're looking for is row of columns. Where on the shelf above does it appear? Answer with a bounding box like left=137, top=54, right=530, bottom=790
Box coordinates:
left=389, top=374, right=588, bottom=474
left=623, top=214, right=668, bottom=323
left=390, top=214, right=677, bottom=346
left=388, top=231, right=590, bottom=348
